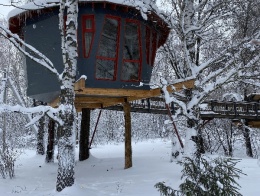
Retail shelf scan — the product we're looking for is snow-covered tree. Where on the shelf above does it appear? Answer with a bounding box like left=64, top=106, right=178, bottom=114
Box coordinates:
left=156, top=0, right=260, bottom=162
left=0, top=0, right=79, bottom=191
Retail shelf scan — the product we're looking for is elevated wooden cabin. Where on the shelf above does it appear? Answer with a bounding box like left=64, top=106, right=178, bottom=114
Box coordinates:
left=8, top=0, right=171, bottom=107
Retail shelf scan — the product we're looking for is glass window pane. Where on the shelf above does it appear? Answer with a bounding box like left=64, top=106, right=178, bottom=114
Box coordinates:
left=124, top=23, right=140, bottom=60
left=86, top=19, right=92, bottom=29
left=85, top=32, right=93, bottom=57
left=97, top=18, right=119, bottom=58
left=121, top=62, right=139, bottom=81
left=96, top=59, right=115, bottom=80
left=151, top=31, right=158, bottom=66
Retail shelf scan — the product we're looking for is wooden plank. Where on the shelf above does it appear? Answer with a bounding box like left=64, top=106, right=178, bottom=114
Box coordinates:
left=75, top=101, right=125, bottom=110
left=75, top=103, right=103, bottom=109
left=75, top=96, right=126, bottom=104
left=75, top=79, right=195, bottom=98
left=75, top=87, right=160, bottom=97
left=49, top=79, right=195, bottom=108
left=200, top=113, right=260, bottom=120
left=105, top=105, right=169, bottom=114
left=75, top=77, right=86, bottom=91
left=248, top=121, right=260, bottom=128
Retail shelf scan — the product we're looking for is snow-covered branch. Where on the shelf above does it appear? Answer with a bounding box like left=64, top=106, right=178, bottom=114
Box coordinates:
left=189, top=53, right=260, bottom=109
left=0, top=103, right=63, bottom=125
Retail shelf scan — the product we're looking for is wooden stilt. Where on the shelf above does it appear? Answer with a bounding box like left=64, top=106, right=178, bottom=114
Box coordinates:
left=79, top=108, right=90, bottom=161
left=45, top=119, right=55, bottom=163
left=123, top=102, right=132, bottom=169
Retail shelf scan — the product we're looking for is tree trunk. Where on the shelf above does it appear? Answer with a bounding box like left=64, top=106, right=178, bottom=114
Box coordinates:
left=45, top=119, right=55, bottom=163
left=184, top=89, right=203, bottom=164
left=123, top=102, right=132, bottom=169
left=56, top=101, right=75, bottom=192
left=79, top=108, right=90, bottom=161
left=56, top=0, right=78, bottom=192
left=37, top=116, right=45, bottom=155
left=243, top=126, right=253, bottom=157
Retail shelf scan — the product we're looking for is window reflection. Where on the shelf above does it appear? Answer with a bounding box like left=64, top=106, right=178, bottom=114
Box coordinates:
left=96, top=16, right=120, bottom=80
left=82, top=16, right=94, bottom=58
left=96, top=59, right=115, bottom=80
left=121, top=62, right=139, bottom=81
left=124, top=23, right=139, bottom=60
left=121, top=21, right=141, bottom=81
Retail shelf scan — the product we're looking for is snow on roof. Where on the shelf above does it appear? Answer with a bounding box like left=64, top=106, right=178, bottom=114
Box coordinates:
left=8, top=0, right=164, bottom=21
left=8, top=0, right=170, bottom=46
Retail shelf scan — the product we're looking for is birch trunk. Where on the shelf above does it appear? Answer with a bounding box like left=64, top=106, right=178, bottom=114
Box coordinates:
left=56, top=0, right=78, bottom=192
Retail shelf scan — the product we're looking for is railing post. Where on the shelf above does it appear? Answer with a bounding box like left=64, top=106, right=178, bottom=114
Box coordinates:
left=233, top=102, right=237, bottom=117
left=147, top=98, right=151, bottom=112
left=255, top=103, right=258, bottom=117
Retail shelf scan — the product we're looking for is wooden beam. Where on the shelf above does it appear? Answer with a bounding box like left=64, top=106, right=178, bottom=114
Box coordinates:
left=75, top=77, right=86, bottom=91
left=49, top=78, right=195, bottom=109
left=75, top=103, right=103, bottom=109
left=75, top=79, right=195, bottom=98
left=75, top=96, right=126, bottom=104
left=248, top=121, right=260, bottom=128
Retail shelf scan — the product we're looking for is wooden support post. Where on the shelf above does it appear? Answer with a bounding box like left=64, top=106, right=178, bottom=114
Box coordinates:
left=79, top=108, right=90, bottom=161
left=46, top=119, right=55, bottom=163
left=123, top=102, right=132, bottom=169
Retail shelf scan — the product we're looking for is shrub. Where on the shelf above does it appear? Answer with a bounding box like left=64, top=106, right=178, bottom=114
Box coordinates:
left=155, top=156, right=244, bottom=196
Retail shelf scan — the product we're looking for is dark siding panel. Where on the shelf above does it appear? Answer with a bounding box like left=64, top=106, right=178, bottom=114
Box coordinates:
left=25, top=13, right=61, bottom=102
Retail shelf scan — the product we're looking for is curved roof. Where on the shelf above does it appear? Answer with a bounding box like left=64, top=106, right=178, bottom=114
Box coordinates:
left=8, top=0, right=170, bottom=46
left=8, top=0, right=164, bottom=20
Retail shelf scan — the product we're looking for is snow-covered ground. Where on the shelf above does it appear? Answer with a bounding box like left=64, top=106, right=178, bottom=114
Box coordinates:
left=0, top=139, right=259, bottom=195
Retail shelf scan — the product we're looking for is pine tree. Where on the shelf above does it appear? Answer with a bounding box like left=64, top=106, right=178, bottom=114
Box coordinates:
left=155, top=156, right=244, bottom=196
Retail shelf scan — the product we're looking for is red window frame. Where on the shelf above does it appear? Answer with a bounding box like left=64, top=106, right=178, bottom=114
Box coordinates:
left=95, top=15, right=121, bottom=81
left=146, top=26, right=158, bottom=66
left=121, top=19, right=142, bottom=82
left=82, top=15, right=95, bottom=58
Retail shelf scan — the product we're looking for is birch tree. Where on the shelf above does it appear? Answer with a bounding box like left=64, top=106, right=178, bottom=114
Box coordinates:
left=0, top=0, right=79, bottom=191
left=53, top=0, right=78, bottom=191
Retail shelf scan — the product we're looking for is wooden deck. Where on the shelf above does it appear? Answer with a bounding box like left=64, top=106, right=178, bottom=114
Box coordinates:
left=49, top=78, right=195, bottom=110
left=106, top=99, right=260, bottom=128
left=48, top=78, right=260, bottom=128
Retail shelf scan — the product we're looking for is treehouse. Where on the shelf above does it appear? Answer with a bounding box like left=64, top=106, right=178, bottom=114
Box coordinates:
left=8, top=0, right=174, bottom=109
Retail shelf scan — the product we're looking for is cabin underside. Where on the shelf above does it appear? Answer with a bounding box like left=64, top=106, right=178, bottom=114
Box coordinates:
left=49, top=78, right=195, bottom=110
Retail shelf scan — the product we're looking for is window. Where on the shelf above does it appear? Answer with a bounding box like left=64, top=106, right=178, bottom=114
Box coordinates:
left=82, top=15, right=95, bottom=58
left=151, top=31, right=158, bottom=66
left=96, top=16, right=120, bottom=80
left=121, top=20, right=141, bottom=81
left=146, top=27, right=158, bottom=66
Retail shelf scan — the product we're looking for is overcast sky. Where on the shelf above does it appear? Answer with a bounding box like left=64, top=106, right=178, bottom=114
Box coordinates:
left=0, top=0, right=16, bottom=19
